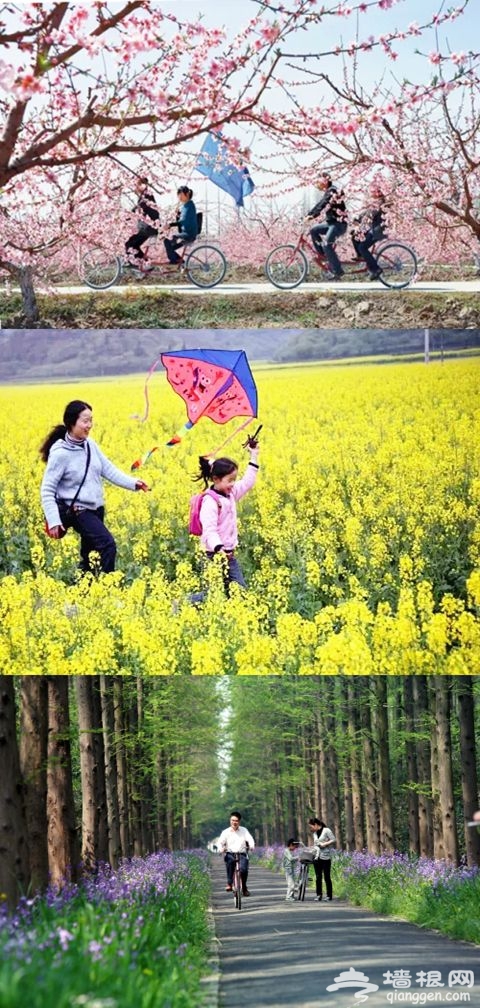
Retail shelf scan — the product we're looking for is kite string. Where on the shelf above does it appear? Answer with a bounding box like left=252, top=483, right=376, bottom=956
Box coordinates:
left=206, top=418, right=253, bottom=458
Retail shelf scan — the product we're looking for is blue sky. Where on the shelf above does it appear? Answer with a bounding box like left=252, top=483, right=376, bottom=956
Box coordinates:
left=159, top=0, right=478, bottom=212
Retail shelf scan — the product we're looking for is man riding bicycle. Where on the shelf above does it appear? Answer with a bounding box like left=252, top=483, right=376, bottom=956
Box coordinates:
left=219, top=811, right=255, bottom=896
left=305, top=173, right=348, bottom=280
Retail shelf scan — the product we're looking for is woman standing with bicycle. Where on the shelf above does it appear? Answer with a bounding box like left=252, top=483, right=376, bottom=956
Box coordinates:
left=308, top=817, right=336, bottom=902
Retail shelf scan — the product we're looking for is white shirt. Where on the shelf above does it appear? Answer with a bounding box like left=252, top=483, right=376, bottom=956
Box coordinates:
left=313, top=827, right=336, bottom=860
left=219, top=825, right=255, bottom=854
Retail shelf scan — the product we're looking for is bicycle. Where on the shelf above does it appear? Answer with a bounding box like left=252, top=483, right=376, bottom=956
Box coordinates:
left=232, top=851, right=243, bottom=910
left=80, top=212, right=227, bottom=290
left=296, top=847, right=316, bottom=901
left=264, top=228, right=417, bottom=290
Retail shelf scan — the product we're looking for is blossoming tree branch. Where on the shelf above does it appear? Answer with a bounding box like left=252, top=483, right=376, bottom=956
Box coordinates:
left=0, top=0, right=478, bottom=320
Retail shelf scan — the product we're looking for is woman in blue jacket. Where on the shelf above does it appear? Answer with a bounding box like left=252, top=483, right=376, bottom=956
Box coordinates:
left=164, top=186, right=198, bottom=264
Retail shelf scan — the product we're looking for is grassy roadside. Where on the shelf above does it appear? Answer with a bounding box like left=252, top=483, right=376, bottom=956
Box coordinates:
left=0, top=852, right=213, bottom=1008
left=253, top=847, right=480, bottom=945
left=2, top=288, right=480, bottom=329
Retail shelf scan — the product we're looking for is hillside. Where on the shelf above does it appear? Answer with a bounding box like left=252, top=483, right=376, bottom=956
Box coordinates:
left=1, top=326, right=480, bottom=382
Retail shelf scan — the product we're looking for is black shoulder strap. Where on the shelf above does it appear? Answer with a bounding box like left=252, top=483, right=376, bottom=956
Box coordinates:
left=70, top=442, right=91, bottom=508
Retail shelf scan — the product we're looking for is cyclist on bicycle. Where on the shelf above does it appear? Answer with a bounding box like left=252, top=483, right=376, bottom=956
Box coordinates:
left=351, top=185, right=388, bottom=280
left=305, top=173, right=348, bottom=280
left=219, top=811, right=255, bottom=896
left=125, top=176, right=160, bottom=269
left=164, top=186, right=198, bottom=264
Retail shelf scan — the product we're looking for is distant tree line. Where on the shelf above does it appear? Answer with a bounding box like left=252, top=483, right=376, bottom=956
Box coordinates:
left=225, top=676, right=480, bottom=867
left=278, top=329, right=480, bottom=363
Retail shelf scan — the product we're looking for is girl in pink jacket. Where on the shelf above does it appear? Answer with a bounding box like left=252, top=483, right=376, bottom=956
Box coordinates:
left=192, top=443, right=259, bottom=598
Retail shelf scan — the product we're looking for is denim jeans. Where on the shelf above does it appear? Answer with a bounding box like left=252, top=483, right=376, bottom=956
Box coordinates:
left=225, top=851, right=249, bottom=888
left=351, top=225, right=386, bottom=274
left=189, top=551, right=246, bottom=604
left=310, top=221, right=347, bottom=275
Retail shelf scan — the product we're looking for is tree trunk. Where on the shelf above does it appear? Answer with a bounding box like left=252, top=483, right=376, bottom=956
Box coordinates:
left=431, top=677, right=457, bottom=858
left=19, top=677, right=49, bottom=892
left=99, top=676, right=122, bottom=868
left=113, top=679, right=130, bottom=857
left=430, top=682, right=443, bottom=860
left=0, top=677, right=31, bottom=909
left=312, top=735, right=322, bottom=815
left=347, top=679, right=364, bottom=849
left=456, top=678, right=480, bottom=866
left=75, top=677, right=108, bottom=870
left=374, top=678, right=395, bottom=852
left=403, top=677, right=420, bottom=856
left=137, top=678, right=152, bottom=854
left=413, top=677, right=433, bottom=857
left=360, top=680, right=380, bottom=854
left=47, top=677, right=79, bottom=886
left=433, top=678, right=458, bottom=863
left=91, top=677, right=109, bottom=863
left=325, top=708, right=342, bottom=848
left=6, top=262, right=40, bottom=325
left=128, top=683, right=143, bottom=856
left=156, top=747, right=169, bottom=849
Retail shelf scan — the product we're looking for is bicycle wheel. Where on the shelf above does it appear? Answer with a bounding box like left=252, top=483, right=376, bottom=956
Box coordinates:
left=81, top=249, right=122, bottom=289
left=298, top=863, right=308, bottom=901
left=234, top=865, right=242, bottom=910
left=184, top=244, right=226, bottom=288
left=375, top=242, right=417, bottom=289
left=265, top=245, right=308, bottom=289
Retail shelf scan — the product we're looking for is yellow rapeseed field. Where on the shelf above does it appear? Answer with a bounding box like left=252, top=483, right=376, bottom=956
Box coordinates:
left=0, top=358, right=479, bottom=674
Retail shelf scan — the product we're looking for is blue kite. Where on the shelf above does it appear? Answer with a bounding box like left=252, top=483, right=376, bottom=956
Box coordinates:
left=196, top=132, right=255, bottom=207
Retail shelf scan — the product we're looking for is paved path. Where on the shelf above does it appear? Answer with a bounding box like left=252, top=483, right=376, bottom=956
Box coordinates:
left=209, top=857, right=480, bottom=1008
left=31, top=278, right=480, bottom=296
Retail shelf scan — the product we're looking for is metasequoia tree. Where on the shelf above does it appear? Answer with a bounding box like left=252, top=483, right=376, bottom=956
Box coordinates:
left=46, top=676, right=79, bottom=886
left=19, top=677, right=49, bottom=892
left=0, top=677, right=30, bottom=909
left=0, top=0, right=477, bottom=320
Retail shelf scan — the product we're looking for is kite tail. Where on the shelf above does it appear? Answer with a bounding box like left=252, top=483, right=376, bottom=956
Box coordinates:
left=131, top=446, right=159, bottom=470
left=166, top=420, right=194, bottom=447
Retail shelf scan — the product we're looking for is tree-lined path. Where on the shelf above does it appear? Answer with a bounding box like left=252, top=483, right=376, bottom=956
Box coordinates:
left=210, top=857, right=480, bottom=1008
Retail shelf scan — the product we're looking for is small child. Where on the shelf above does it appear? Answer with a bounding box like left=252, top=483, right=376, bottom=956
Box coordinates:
left=191, top=440, right=259, bottom=600
left=282, top=839, right=300, bottom=900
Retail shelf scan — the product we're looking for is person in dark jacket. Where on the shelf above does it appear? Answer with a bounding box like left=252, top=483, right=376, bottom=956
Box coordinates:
left=125, top=176, right=160, bottom=266
left=164, top=186, right=198, bottom=264
left=306, top=174, right=348, bottom=279
left=351, top=185, right=388, bottom=279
